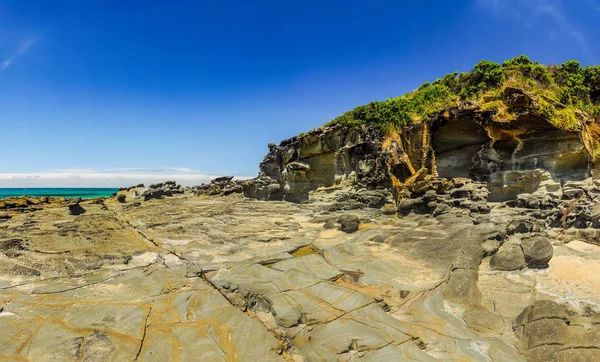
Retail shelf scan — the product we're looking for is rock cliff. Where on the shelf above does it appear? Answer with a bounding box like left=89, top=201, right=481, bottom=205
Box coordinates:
left=245, top=87, right=595, bottom=204
left=242, top=125, right=390, bottom=202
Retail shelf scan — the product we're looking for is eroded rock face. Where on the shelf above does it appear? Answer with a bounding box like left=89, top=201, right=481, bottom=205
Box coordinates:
left=244, top=125, right=391, bottom=202
left=243, top=87, right=594, bottom=205
left=514, top=300, right=600, bottom=362
left=430, top=93, right=591, bottom=202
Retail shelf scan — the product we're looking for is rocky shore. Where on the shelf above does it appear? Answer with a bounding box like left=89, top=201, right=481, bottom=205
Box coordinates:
left=2, top=87, right=600, bottom=361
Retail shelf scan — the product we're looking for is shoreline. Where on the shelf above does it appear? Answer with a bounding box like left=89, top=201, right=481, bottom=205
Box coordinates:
left=0, top=188, right=118, bottom=200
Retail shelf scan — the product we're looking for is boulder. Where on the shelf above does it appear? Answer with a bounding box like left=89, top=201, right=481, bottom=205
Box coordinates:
left=521, top=237, right=553, bottom=268
left=433, top=203, right=451, bottom=216
left=397, top=199, right=414, bottom=215
left=116, top=194, right=127, bottom=203
left=502, top=86, right=538, bottom=110
left=490, top=245, right=525, bottom=271
left=68, top=198, right=86, bottom=215
left=143, top=188, right=163, bottom=201
left=337, top=214, right=359, bottom=233
left=212, top=176, right=234, bottom=184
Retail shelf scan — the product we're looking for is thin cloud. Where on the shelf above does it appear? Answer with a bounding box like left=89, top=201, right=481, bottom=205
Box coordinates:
left=1, top=36, right=39, bottom=70
left=587, top=0, right=600, bottom=11
left=0, top=168, right=252, bottom=187
left=476, top=0, right=521, bottom=18
left=477, top=0, right=592, bottom=56
left=535, top=2, right=590, bottom=55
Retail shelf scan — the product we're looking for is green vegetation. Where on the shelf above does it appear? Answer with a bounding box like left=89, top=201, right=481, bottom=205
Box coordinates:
left=326, top=55, right=600, bottom=133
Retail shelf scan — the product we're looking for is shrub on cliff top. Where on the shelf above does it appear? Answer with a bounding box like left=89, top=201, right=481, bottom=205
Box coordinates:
left=326, top=55, right=600, bottom=132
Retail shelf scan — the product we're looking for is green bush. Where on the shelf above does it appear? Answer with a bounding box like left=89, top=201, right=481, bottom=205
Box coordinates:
left=326, top=56, right=600, bottom=132
left=502, top=54, right=532, bottom=67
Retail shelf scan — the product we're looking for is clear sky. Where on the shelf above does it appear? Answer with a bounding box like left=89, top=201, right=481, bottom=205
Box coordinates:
left=1, top=0, right=599, bottom=187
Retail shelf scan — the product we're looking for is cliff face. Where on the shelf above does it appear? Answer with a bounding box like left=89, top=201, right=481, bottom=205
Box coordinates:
left=246, top=87, right=594, bottom=202
left=244, top=126, right=390, bottom=202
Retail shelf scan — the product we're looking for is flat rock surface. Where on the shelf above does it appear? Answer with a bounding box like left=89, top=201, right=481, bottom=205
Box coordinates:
left=1, top=193, right=599, bottom=361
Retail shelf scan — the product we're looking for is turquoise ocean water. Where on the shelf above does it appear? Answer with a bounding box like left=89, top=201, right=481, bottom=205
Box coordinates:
left=0, top=188, right=118, bottom=199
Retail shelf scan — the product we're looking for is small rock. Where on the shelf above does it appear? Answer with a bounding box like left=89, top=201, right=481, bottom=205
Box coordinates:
left=380, top=204, right=396, bottom=215
left=490, top=245, right=525, bottom=271
left=337, top=214, right=359, bottom=233
left=427, top=201, right=438, bottom=210
left=508, top=220, right=535, bottom=234
left=423, top=190, right=437, bottom=202
left=323, top=219, right=335, bottom=229
left=372, top=235, right=387, bottom=243
left=433, top=203, right=451, bottom=216
left=397, top=199, right=414, bottom=211
left=117, top=194, right=127, bottom=203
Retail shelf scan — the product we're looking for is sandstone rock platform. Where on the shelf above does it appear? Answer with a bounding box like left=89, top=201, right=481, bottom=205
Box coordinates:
left=1, top=179, right=600, bottom=361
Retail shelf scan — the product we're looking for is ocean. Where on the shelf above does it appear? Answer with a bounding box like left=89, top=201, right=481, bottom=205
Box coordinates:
left=0, top=188, right=119, bottom=199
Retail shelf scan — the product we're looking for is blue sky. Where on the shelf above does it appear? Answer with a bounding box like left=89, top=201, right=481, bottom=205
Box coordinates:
left=0, top=0, right=599, bottom=187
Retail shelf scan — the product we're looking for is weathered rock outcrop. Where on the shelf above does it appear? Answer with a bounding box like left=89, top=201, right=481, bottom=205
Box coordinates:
left=244, top=87, right=595, bottom=204
left=194, top=176, right=245, bottom=196
left=0, top=196, right=67, bottom=213
left=115, top=180, right=185, bottom=202
left=513, top=300, right=600, bottom=362
left=243, top=125, right=390, bottom=202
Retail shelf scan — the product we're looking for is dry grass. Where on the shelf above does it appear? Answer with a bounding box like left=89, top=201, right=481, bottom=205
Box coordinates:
left=476, top=74, right=582, bottom=130
left=480, top=99, right=512, bottom=122
left=588, top=122, right=600, bottom=159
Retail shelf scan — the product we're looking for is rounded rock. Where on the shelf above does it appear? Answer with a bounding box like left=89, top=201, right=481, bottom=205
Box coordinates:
left=521, top=237, right=553, bottom=268
left=490, top=245, right=526, bottom=271
left=337, top=214, right=360, bottom=233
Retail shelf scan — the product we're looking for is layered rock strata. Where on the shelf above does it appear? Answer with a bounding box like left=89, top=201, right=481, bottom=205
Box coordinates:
left=244, top=87, right=594, bottom=204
